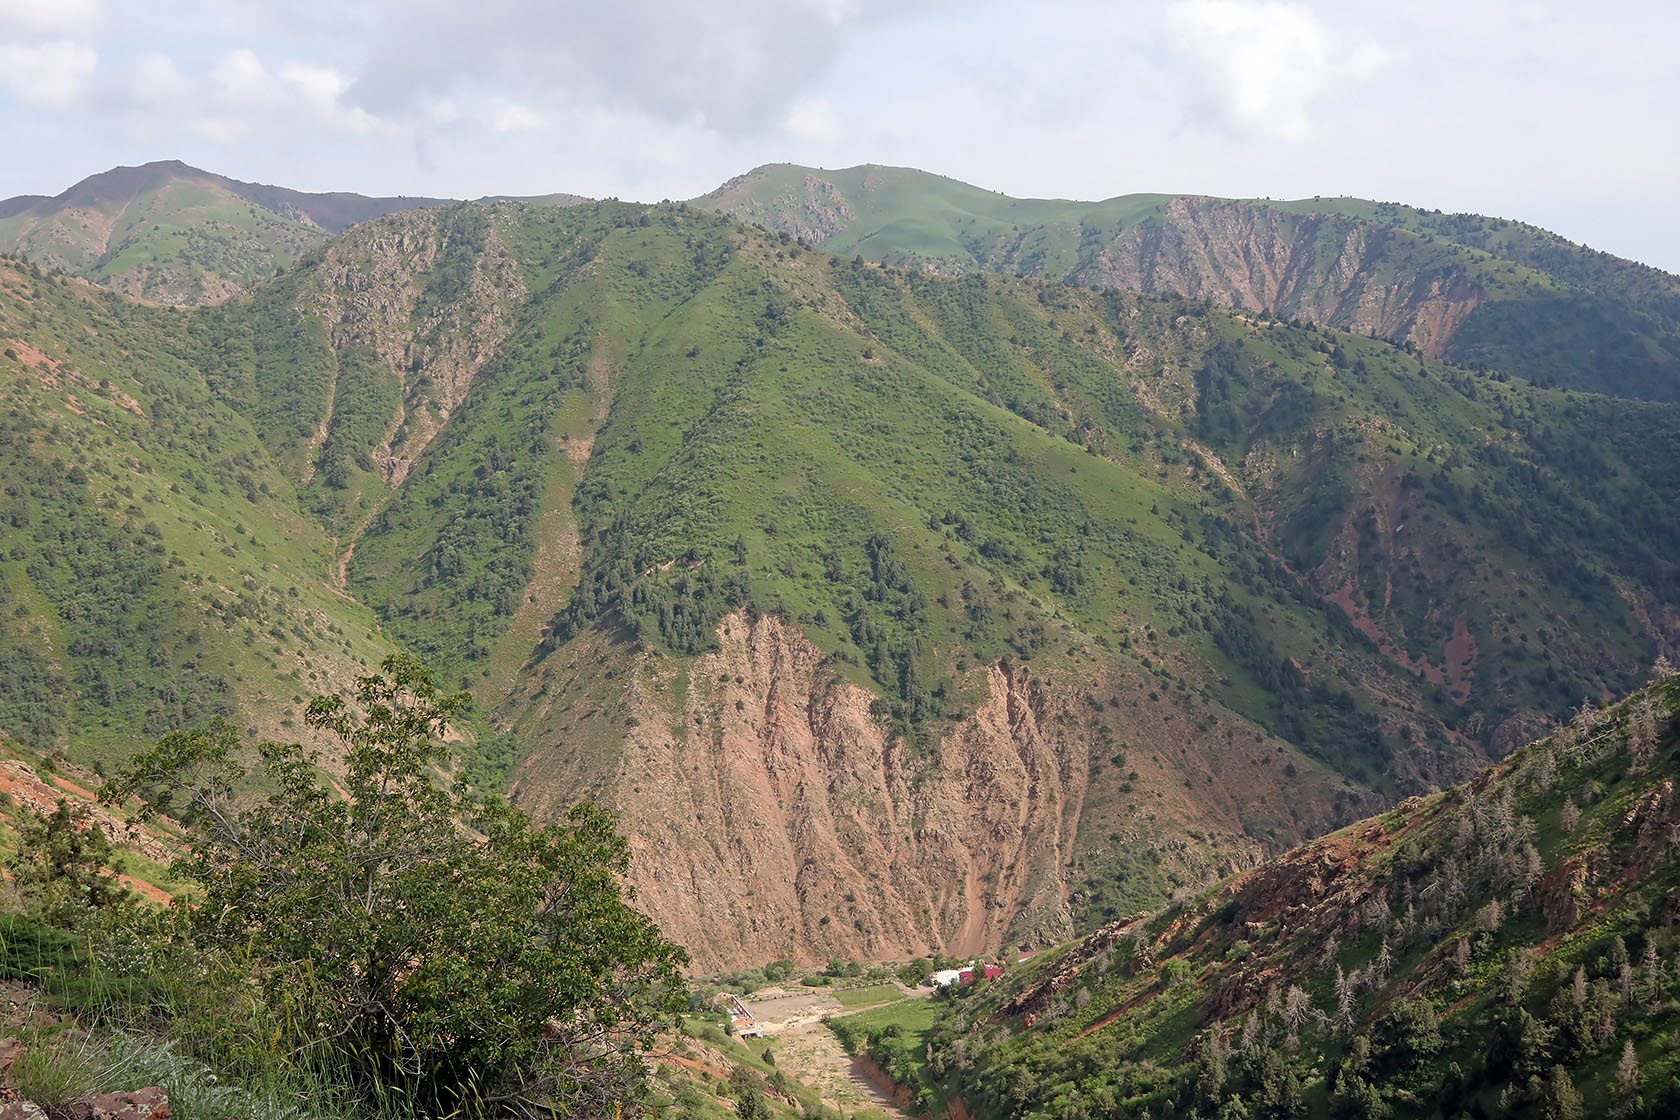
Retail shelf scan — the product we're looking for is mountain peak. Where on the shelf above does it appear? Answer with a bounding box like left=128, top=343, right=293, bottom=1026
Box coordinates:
left=0, top=162, right=457, bottom=304
left=54, top=159, right=214, bottom=207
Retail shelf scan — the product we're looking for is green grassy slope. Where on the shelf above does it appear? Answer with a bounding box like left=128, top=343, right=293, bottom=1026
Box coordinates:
left=695, top=163, right=1173, bottom=275
left=4, top=197, right=1679, bottom=946
left=932, top=674, right=1680, bottom=1120
left=695, top=165, right=1680, bottom=403
left=0, top=257, right=390, bottom=763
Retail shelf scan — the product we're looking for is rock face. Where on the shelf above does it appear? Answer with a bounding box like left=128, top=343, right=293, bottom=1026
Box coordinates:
left=63, top=1089, right=170, bottom=1120
left=1074, top=198, right=1483, bottom=357
left=510, top=612, right=1349, bottom=971
left=697, top=171, right=857, bottom=245
left=516, top=613, right=1085, bottom=966
left=696, top=169, right=1509, bottom=359
left=616, top=615, right=1082, bottom=967
left=0, top=1089, right=169, bottom=1120
left=301, top=207, right=528, bottom=485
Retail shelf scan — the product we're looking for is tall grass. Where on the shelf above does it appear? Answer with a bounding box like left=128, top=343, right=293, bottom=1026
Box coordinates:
left=0, top=909, right=366, bottom=1119
left=10, top=1028, right=357, bottom=1120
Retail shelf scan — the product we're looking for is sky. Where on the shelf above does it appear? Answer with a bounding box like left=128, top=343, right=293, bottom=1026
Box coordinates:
left=2, top=0, right=1678, bottom=273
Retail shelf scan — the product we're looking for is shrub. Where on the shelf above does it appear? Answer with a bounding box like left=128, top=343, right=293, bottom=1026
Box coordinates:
left=104, top=654, right=687, bottom=1117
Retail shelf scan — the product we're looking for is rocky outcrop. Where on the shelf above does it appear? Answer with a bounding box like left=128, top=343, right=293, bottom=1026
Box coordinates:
left=0, top=1088, right=169, bottom=1120
left=602, top=614, right=1085, bottom=968
left=1076, top=198, right=1485, bottom=356
left=510, top=612, right=1345, bottom=971
left=304, top=208, right=528, bottom=486
left=697, top=171, right=857, bottom=245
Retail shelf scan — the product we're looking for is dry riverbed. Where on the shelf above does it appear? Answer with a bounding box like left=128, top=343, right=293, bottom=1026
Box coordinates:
left=737, top=984, right=930, bottom=1118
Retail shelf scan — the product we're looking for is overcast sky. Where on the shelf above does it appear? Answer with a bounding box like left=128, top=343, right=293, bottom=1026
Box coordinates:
left=3, top=0, right=1677, bottom=273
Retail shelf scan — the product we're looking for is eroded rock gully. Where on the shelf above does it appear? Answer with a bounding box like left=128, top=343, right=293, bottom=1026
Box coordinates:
left=1078, top=198, right=1485, bottom=356
left=585, top=614, right=1084, bottom=970
left=507, top=607, right=1351, bottom=970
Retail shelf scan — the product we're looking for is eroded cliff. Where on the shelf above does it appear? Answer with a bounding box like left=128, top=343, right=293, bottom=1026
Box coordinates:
left=510, top=612, right=1352, bottom=970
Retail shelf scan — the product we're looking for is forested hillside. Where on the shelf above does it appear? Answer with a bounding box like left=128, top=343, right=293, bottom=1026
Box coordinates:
left=697, top=164, right=1680, bottom=401
left=3, top=189, right=1679, bottom=965
left=926, top=671, right=1680, bottom=1119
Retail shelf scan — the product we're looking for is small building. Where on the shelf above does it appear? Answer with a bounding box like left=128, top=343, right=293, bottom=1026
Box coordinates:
left=931, top=961, right=1003, bottom=987
left=715, top=992, right=764, bottom=1038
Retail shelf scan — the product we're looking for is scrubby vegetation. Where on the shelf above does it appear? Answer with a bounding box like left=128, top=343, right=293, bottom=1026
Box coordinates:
left=927, top=671, right=1680, bottom=1118
left=6, top=184, right=1680, bottom=972
left=3, top=656, right=686, bottom=1118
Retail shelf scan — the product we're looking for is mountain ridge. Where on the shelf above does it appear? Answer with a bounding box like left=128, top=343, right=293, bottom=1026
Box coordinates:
left=4, top=187, right=1680, bottom=968
left=0, top=161, right=587, bottom=306
left=692, top=163, right=1680, bottom=402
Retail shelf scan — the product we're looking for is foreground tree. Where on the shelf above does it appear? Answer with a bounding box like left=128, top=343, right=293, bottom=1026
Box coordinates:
left=7, top=798, right=130, bottom=926
left=103, top=653, right=686, bottom=1118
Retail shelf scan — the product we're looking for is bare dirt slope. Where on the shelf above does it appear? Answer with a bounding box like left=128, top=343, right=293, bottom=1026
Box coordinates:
left=510, top=612, right=1353, bottom=970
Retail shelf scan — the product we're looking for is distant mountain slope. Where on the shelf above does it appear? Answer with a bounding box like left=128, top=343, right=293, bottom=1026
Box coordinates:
left=183, top=201, right=1680, bottom=962
left=0, top=194, right=47, bottom=220
left=5, top=198, right=1680, bottom=969
left=0, top=163, right=594, bottom=307
left=0, top=257, right=392, bottom=761
left=932, top=672, right=1680, bottom=1119
left=0, top=161, right=452, bottom=304
left=695, top=164, right=1680, bottom=401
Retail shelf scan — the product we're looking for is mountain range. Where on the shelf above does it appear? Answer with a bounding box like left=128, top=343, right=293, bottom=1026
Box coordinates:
left=1, top=161, right=1678, bottom=971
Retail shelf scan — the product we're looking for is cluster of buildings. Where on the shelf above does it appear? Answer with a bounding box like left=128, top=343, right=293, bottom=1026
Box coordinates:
left=929, top=962, right=1003, bottom=987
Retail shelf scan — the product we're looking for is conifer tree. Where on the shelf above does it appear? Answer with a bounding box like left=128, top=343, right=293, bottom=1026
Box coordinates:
left=1615, top=1039, right=1641, bottom=1116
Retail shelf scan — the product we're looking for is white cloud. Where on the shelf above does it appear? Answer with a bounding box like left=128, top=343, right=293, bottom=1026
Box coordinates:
left=106, top=46, right=391, bottom=144
left=209, top=47, right=267, bottom=97
left=280, top=61, right=348, bottom=111
left=488, top=98, right=544, bottom=134
left=785, top=99, right=841, bottom=143
left=281, top=61, right=378, bottom=133
left=127, top=51, right=191, bottom=103
left=1163, top=0, right=1393, bottom=142
left=0, top=0, right=101, bottom=37
left=347, top=0, right=934, bottom=135
left=418, top=92, right=543, bottom=135
left=1344, top=42, right=1400, bottom=80
left=0, top=39, right=97, bottom=109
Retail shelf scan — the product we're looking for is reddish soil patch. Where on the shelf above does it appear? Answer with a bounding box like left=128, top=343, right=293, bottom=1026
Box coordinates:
left=1327, top=579, right=1449, bottom=688
left=649, top=1048, right=731, bottom=1080
left=852, top=1054, right=916, bottom=1114
left=48, top=774, right=98, bottom=801
left=118, top=873, right=172, bottom=905
left=1077, top=985, right=1164, bottom=1039
left=4, top=338, right=144, bottom=416
left=1442, top=615, right=1478, bottom=704
left=0, top=759, right=176, bottom=868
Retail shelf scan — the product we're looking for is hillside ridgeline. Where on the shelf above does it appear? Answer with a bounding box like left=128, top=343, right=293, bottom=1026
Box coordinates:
left=922, top=671, right=1680, bottom=1119
left=696, top=164, right=1680, bottom=401
left=3, top=194, right=1679, bottom=967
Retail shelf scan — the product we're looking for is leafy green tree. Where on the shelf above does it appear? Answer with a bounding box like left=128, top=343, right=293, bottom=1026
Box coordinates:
left=1373, top=998, right=1442, bottom=1074
left=6, top=798, right=130, bottom=926
left=1329, top=1071, right=1387, bottom=1120
left=104, top=653, right=686, bottom=1117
